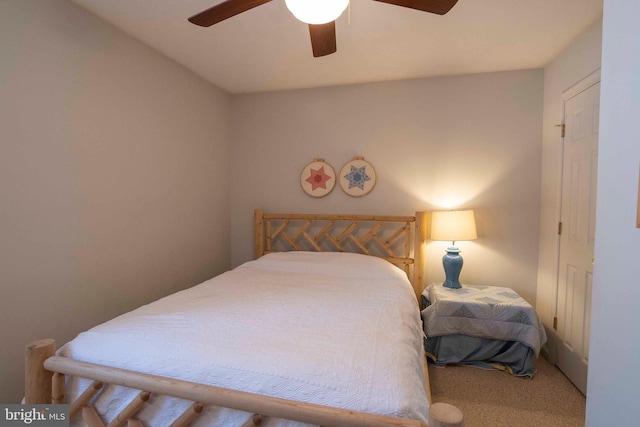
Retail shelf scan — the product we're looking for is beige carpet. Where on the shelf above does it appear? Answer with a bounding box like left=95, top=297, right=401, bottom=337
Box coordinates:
left=428, top=356, right=586, bottom=427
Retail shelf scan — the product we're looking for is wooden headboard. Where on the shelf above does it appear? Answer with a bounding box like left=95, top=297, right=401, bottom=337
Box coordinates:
left=254, top=209, right=428, bottom=302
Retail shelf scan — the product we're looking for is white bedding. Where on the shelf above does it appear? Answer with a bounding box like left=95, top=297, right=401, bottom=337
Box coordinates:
left=60, top=251, right=429, bottom=426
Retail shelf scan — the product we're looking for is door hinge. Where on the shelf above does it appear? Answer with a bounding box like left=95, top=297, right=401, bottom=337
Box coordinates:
left=555, top=123, right=566, bottom=137
left=553, top=317, right=558, bottom=330
left=558, top=222, right=563, bottom=235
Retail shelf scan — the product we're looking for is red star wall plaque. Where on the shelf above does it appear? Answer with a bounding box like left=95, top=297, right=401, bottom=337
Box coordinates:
left=300, top=159, right=336, bottom=197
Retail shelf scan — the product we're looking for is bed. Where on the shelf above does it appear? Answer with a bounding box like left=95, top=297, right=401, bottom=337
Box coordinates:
left=25, top=210, right=463, bottom=427
left=421, top=283, right=548, bottom=378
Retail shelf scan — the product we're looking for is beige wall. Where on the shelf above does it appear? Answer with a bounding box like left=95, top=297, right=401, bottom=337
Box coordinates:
left=587, top=1, right=640, bottom=424
left=0, top=0, right=231, bottom=402
left=230, top=70, right=544, bottom=304
left=536, top=18, right=602, bottom=355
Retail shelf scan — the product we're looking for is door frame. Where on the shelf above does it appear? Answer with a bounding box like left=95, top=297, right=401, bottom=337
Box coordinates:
left=551, top=69, right=602, bottom=350
left=562, top=69, right=601, bottom=103
left=552, top=68, right=601, bottom=392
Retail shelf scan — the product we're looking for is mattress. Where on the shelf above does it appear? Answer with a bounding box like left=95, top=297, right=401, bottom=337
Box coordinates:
left=59, top=251, right=429, bottom=426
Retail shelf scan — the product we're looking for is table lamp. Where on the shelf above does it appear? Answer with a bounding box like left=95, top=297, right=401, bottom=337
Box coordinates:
left=430, top=210, right=478, bottom=289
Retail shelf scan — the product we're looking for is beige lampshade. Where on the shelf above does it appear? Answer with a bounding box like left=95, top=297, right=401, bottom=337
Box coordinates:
left=431, top=210, right=478, bottom=243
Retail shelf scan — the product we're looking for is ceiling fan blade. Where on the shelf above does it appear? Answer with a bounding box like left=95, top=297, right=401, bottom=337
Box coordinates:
left=188, top=0, right=272, bottom=27
left=309, top=21, right=336, bottom=58
left=309, top=22, right=337, bottom=58
left=372, top=0, right=458, bottom=15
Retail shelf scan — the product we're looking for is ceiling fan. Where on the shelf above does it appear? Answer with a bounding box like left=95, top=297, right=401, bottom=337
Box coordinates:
left=188, top=0, right=459, bottom=58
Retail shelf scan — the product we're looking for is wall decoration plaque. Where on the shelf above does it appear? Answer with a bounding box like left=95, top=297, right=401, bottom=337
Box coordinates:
left=340, top=157, right=376, bottom=197
left=300, top=159, right=336, bottom=197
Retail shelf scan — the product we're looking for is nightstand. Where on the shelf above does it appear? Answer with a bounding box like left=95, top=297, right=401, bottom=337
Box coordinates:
left=420, top=283, right=547, bottom=377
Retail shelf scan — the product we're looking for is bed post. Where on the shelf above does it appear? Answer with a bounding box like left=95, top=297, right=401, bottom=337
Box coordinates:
left=254, top=209, right=265, bottom=259
left=25, top=339, right=56, bottom=404
left=414, top=211, right=429, bottom=305
left=429, top=402, right=464, bottom=427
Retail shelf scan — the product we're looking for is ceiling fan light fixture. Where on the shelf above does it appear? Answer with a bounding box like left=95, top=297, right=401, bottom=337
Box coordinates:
left=285, top=0, right=349, bottom=25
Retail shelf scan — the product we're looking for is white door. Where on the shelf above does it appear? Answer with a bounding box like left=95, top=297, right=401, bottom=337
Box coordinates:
left=556, top=79, right=600, bottom=395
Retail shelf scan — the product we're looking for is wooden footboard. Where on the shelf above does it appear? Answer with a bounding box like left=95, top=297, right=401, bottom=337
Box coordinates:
left=25, top=340, right=463, bottom=427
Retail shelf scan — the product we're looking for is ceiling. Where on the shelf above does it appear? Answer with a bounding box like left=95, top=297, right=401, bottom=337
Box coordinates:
left=70, top=0, right=603, bottom=94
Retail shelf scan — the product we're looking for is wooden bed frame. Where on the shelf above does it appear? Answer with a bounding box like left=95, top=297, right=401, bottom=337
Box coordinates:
left=25, top=210, right=463, bottom=427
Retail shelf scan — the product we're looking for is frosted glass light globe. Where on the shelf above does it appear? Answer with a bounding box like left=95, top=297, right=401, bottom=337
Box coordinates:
left=285, top=0, right=349, bottom=25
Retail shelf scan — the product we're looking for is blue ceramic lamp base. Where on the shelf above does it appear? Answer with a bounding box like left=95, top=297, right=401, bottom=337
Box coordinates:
left=442, top=246, right=463, bottom=289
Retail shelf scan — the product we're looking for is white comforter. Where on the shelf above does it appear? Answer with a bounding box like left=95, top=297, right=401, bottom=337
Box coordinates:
left=60, top=252, right=429, bottom=426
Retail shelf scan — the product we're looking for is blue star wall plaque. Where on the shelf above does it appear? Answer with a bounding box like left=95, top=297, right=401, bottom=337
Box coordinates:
left=339, top=157, right=376, bottom=197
